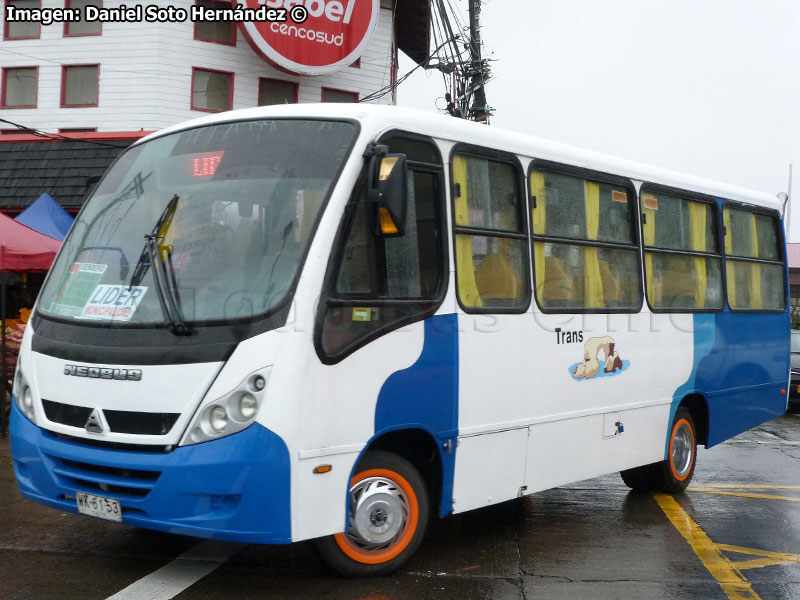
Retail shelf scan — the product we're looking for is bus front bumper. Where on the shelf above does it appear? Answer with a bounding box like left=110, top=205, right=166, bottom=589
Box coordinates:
left=9, top=402, right=292, bottom=544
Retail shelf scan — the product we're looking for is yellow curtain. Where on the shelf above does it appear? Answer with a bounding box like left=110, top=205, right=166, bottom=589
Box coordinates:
left=642, top=194, right=659, bottom=305
left=689, top=201, right=707, bottom=308
left=453, top=156, right=482, bottom=307
left=750, top=213, right=762, bottom=308
left=584, top=182, right=603, bottom=307
left=531, top=171, right=546, bottom=300
left=724, top=208, right=735, bottom=308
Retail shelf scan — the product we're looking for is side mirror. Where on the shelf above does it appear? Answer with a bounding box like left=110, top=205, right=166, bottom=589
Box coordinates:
left=367, top=153, right=408, bottom=237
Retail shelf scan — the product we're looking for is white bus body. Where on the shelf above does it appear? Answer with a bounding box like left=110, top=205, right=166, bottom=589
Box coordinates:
left=11, top=105, right=790, bottom=576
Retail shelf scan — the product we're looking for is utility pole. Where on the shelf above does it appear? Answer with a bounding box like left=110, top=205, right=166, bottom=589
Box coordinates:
left=467, top=0, right=491, bottom=123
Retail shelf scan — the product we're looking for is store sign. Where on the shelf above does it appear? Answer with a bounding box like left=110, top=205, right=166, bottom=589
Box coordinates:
left=238, top=0, right=380, bottom=76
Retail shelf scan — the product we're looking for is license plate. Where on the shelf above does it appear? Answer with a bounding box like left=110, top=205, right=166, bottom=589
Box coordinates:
left=76, top=491, right=123, bottom=522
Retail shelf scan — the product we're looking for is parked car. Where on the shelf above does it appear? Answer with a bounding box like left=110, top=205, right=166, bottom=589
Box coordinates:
left=790, top=330, right=800, bottom=412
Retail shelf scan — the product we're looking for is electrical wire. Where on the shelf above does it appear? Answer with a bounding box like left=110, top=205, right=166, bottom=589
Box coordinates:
left=0, top=117, right=128, bottom=148
left=358, top=38, right=456, bottom=104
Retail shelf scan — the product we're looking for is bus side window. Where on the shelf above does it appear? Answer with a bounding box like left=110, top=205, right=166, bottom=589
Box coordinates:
left=317, top=136, right=446, bottom=361
left=530, top=167, right=641, bottom=312
left=723, top=206, right=785, bottom=311
left=640, top=189, right=723, bottom=312
left=451, top=151, right=529, bottom=311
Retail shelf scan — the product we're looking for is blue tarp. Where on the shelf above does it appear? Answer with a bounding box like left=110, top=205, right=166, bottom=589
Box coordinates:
left=14, top=193, right=74, bottom=241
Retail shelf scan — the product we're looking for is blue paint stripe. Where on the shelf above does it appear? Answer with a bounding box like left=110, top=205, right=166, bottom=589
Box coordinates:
left=373, top=314, right=458, bottom=517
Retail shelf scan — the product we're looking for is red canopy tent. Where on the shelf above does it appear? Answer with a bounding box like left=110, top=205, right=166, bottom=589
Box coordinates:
left=0, top=211, right=62, bottom=271
left=1, top=212, right=61, bottom=435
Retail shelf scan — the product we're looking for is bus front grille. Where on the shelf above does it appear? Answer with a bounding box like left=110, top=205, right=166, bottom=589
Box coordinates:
left=47, top=455, right=162, bottom=499
left=41, top=400, right=91, bottom=428
left=42, top=400, right=180, bottom=435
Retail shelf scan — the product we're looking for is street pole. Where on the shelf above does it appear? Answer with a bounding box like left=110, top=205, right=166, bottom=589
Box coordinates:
left=468, top=0, right=489, bottom=122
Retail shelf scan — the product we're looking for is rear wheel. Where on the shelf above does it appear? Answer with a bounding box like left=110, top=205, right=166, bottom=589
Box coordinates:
left=620, top=407, right=697, bottom=493
left=313, top=451, right=429, bottom=577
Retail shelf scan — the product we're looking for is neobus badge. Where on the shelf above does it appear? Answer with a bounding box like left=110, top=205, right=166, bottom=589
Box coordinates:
left=64, top=364, right=142, bottom=381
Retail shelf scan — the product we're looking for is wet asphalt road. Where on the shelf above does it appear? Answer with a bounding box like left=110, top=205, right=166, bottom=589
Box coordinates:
left=1, top=413, right=799, bottom=600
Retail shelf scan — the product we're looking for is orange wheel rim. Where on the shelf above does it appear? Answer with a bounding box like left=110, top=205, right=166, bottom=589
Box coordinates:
left=334, top=468, right=419, bottom=565
left=669, top=418, right=695, bottom=481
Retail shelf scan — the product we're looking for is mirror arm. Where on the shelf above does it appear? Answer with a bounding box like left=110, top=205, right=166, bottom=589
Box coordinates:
left=362, top=143, right=389, bottom=159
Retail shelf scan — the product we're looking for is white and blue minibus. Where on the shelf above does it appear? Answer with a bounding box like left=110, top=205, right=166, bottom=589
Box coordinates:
left=10, top=104, right=790, bottom=576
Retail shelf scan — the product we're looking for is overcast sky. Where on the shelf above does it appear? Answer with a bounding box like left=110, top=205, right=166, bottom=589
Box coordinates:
left=396, top=0, right=800, bottom=241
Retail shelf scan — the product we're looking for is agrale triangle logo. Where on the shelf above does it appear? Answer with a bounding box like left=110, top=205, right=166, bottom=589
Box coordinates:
left=238, top=0, right=380, bottom=75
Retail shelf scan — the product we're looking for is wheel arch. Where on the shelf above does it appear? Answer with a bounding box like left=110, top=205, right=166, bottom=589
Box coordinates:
left=356, top=427, right=444, bottom=517
left=679, top=393, right=710, bottom=447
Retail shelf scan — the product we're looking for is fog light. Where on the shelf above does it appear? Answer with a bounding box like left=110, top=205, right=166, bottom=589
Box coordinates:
left=22, top=386, right=35, bottom=420
left=22, top=387, right=33, bottom=411
left=209, top=406, right=228, bottom=433
left=239, top=393, right=257, bottom=420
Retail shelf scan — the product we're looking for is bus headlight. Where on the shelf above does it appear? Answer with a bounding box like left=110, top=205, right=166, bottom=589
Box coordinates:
left=209, top=406, right=228, bottom=433
left=181, top=367, right=271, bottom=446
left=238, top=393, right=257, bottom=420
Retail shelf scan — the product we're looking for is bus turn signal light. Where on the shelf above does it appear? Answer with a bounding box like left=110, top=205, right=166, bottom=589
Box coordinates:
left=314, top=465, right=332, bottom=474
left=378, top=156, right=398, bottom=181
left=378, top=207, right=398, bottom=235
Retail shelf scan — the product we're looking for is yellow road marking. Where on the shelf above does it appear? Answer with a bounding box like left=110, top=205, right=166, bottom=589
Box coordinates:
left=653, top=493, right=762, bottom=600
left=717, top=544, right=800, bottom=569
left=690, top=490, right=800, bottom=503
left=731, top=558, right=792, bottom=570
left=690, top=485, right=800, bottom=490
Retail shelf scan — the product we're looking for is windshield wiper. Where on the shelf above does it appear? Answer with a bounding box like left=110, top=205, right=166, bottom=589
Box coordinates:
left=130, top=195, right=194, bottom=336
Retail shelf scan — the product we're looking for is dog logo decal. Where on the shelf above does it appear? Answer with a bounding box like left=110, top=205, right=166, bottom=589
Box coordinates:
left=569, top=335, right=629, bottom=380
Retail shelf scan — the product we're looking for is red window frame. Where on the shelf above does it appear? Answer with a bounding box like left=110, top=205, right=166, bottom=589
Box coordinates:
left=190, top=67, right=234, bottom=113
left=321, top=87, right=359, bottom=103
left=61, top=64, right=100, bottom=108
left=3, top=0, right=42, bottom=40
left=258, top=77, right=298, bottom=105
left=193, top=0, right=236, bottom=46
left=1, top=65, right=38, bottom=108
left=64, top=0, right=103, bottom=37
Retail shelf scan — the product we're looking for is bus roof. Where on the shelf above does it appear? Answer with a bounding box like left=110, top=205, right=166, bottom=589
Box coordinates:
left=140, top=103, right=781, bottom=211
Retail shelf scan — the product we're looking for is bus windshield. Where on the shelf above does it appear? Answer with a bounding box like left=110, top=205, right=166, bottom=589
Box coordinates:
left=38, top=118, right=357, bottom=326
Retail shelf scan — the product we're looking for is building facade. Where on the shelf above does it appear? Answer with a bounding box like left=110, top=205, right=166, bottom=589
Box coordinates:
left=0, top=0, right=430, bottom=211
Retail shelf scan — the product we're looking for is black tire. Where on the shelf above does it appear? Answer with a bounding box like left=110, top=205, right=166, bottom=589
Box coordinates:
left=620, top=462, right=658, bottom=492
left=620, top=407, right=697, bottom=494
left=313, top=450, right=429, bottom=577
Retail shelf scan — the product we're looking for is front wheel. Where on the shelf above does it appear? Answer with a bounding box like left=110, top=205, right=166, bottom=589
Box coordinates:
left=620, top=407, right=697, bottom=493
left=313, top=451, right=429, bottom=577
